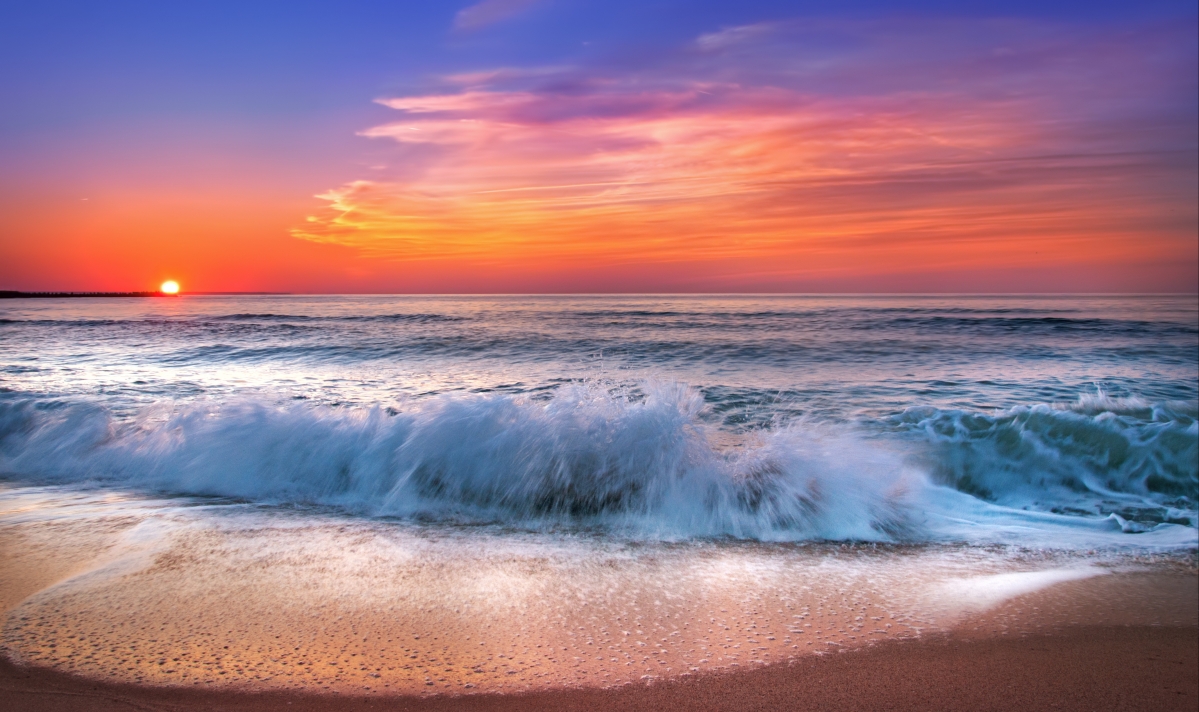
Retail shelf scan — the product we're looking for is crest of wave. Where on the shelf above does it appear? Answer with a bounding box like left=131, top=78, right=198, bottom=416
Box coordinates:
left=895, top=390, right=1198, bottom=512
left=0, top=383, right=921, bottom=541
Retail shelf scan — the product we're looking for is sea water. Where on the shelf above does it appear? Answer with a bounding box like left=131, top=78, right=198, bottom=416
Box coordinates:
left=0, top=295, right=1195, bottom=692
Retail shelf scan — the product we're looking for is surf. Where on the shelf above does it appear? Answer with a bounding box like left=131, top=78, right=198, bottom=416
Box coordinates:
left=0, top=382, right=1193, bottom=547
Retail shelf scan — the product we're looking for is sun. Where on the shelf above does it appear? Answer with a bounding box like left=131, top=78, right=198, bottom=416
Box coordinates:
left=160, top=280, right=180, bottom=295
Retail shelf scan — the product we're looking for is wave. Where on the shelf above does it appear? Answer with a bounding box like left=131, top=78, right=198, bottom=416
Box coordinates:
left=0, top=385, right=1194, bottom=544
left=0, top=384, right=922, bottom=540
left=858, top=315, right=1196, bottom=336
left=6, top=310, right=1193, bottom=338
left=0, top=313, right=466, bottom=327
left=893, top=394, right=1198, bottom=521
left=211, top=313, right=466, bottom=323
left=533, top=310, right=1197, bottom=338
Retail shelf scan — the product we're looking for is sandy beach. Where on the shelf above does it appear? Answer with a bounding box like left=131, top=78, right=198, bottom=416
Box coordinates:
left=2, top=518, right=1195, bottom=712
left=2, top=624, right=1194, bottom=711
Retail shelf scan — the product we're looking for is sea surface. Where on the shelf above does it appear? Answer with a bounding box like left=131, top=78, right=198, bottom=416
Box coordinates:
left=1, top=294, right=1195, bottom=545
left=0, top=295, right=1195, bottom=693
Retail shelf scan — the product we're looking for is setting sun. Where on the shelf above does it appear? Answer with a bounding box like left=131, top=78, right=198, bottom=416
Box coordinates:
left=160, top=280, right=180, bottom=294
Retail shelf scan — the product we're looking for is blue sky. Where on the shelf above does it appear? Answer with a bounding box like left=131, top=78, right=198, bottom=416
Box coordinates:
left=1, top=0, right=1195, bottom=292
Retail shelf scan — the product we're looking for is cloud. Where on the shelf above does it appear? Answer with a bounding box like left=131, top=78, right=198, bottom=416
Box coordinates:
left=695, top=23, right=774, bottom=51
left=443, top=65, right=572, bottom=88
left=295, top=18, right=1197, bottom=288
left=453, top=0, right=541, bottom=31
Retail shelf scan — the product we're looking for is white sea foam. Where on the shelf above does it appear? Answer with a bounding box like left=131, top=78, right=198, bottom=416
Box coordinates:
left=0, top=382, right=1194, bottom=548
left=935, top=567, right=1107, bottom=611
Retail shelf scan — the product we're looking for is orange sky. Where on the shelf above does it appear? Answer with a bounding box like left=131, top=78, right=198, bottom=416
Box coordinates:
left=1, top=15, right=1195, bottom=293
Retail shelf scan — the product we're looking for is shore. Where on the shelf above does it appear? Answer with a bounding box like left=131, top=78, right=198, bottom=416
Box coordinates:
left=2, top=624, right=1195, bottom=712
left=2, top=563, right=1196, bottom=712
left=2, top=499, right=1196, bottom=710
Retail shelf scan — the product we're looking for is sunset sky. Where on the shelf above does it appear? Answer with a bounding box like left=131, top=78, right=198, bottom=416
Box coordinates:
left=1, top=0, right=1195, bottom=293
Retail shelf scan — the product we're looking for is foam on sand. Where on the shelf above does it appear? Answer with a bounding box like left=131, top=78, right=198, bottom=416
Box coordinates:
left=2, top=485, right=1192, bottom=695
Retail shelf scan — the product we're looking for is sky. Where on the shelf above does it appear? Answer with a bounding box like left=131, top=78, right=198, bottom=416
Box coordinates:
left=0, top=0, right=1195, bottom=293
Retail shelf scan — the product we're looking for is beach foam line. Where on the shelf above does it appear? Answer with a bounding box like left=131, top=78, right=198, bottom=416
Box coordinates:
left=2, top=486, right=1194, bottom=696
left=927, top=567, right=1108, bottom=625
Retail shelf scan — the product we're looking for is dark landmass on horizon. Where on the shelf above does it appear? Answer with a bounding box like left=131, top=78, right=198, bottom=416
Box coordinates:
left=0, top=291, right=290, bottom=298
left=0, top=291, right=176, bottom=299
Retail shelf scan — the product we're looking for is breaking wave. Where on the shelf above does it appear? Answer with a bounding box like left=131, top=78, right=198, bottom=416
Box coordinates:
left=0, top=384, right=1194, bottom=544
left=893, top=393, right=1197, bottom=526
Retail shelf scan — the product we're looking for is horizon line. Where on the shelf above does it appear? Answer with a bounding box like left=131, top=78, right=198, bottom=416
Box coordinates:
left=4, top=290, right=1197, bottom=298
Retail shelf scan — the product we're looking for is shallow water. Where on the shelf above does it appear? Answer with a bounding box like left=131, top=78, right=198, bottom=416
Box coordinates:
left=2, top=484, right=1183, bottom=695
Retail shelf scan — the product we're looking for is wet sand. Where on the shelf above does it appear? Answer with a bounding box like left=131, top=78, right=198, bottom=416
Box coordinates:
left=1, top=499, right=1196, bottom=711
left=1, top=624, right=1195, bottom=712
left=2, top=558, right=1195, bottom=712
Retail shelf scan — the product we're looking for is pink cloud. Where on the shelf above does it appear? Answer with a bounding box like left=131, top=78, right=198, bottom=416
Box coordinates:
left=453, top=0, right=542, bottom=32
left=695, top=23, right=775, bottom=51
left=293, top=18, right=1197, bottom=291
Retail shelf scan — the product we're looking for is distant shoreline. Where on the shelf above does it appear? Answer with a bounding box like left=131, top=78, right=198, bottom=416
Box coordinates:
left=0, top=291, right=289, bottom=298
left=0, top=290, right=174, bottom=298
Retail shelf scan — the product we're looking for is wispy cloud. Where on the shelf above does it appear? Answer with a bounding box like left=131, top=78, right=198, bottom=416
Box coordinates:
left=695, top=23, right=774, bottom=51
left=453, top=0, right=542, bottom=32
left=295, top=19, right=1197, bottom=290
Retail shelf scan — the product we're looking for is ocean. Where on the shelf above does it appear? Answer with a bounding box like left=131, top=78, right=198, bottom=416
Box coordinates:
left=0, top=294, right=1195, bottom=693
